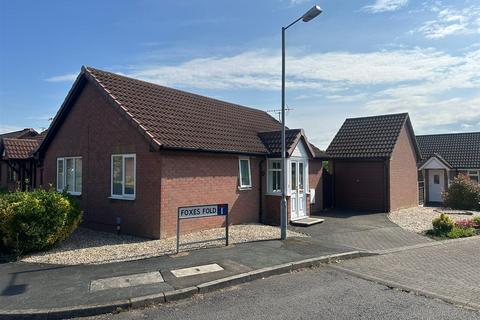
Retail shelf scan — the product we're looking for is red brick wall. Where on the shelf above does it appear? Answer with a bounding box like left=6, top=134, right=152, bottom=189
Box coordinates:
left=41, top=81, right=162, bottom=238
left=159, top=151, right=262, bottom=238
left=389, top=125, right=419, bottom=211
left=263, top=195, right=292, bottom=225
left=309, top=159, right=323, bottom=213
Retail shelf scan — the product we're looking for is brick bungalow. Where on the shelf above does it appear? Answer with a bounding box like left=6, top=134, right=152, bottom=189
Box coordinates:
left=35, top=66, right=325, bottom=239
left=325, top=113, right=420, bottom=212
left=416, top=132, right=480, bottom=204
left=0, top=128, right=43, bottom=191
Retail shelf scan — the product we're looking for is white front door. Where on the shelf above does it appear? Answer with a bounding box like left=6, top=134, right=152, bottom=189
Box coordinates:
left=429, top=169, right=445, bottom=202
left=290, top=161, right=306, bottom=220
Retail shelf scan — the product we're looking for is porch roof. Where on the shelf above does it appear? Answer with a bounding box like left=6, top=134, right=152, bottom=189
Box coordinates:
left=1, top=138, right=40, bottom=160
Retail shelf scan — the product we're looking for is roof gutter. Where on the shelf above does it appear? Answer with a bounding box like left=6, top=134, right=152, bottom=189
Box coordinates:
left=158, top=145, right=269, bottom=157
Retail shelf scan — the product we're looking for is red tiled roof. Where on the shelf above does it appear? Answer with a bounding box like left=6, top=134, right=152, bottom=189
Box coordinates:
left=83, top=67, right=283, bottom=154
left=2, top=138, right=39, bottom=159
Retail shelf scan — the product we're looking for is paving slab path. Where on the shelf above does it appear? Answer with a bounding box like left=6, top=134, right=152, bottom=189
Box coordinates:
left=0, top=210, right=431, bottom=316
left=332, top=236, right=480, bottom=310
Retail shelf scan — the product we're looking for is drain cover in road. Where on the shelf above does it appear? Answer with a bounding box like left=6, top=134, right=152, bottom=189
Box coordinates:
left=171, top=263, right=224, bottom=278
left=90, top=271, right=164, bottom=292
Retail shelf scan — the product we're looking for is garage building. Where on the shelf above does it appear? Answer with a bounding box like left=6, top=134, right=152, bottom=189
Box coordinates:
left=326, top=113, right=420, bottom=212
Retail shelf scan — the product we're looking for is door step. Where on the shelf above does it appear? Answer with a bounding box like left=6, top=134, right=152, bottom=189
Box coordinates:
left=290, top=217, right=325, bottom=226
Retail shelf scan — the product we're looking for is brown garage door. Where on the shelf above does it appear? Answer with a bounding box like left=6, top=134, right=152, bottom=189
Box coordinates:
left=334, top=161, right=386, bottom=212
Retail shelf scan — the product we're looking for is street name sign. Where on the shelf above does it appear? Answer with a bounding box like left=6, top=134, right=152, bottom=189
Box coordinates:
left=176, top=203, right=229, bottom=253
left=178, top=204, right=228, bottom=219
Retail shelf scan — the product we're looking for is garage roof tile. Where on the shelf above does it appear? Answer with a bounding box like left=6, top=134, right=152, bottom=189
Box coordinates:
left=326, top=113, right=416, bottom=159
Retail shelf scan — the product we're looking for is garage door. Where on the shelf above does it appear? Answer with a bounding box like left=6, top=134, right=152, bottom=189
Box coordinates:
left=334, top=161, right=386, bottom=212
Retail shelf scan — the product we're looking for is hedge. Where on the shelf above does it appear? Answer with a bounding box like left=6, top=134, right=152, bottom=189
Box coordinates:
left=0, top=188, right=82, bottom=255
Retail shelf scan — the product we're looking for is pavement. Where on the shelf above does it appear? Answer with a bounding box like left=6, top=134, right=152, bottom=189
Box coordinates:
left=0, top=210, right=434, bottom=318
left=331, top=236, right=480, bottom=310
left=74, top=267, right=480, bottom=320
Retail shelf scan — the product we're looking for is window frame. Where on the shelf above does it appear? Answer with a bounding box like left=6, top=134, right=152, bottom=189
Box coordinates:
left=7, top=166, right=17, bottom=182
left=110, top=154, right=136, bottom=200
left=238, top=157, right=252, bottom=189
left=56, top=156, right=82, bottom=195
left=467, top=170, right=479, bottom=183
left=267, top=159, right=282, bottom=194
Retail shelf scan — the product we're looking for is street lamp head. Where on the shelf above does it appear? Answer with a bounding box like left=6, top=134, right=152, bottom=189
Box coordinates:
left=302, top=5, right=322, bottom=22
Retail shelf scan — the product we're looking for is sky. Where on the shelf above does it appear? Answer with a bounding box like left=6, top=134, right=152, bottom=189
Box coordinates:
left=0, top=0, right=479, bottom=149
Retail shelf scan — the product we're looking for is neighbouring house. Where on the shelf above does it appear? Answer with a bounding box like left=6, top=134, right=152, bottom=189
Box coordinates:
left=35, top=66, right=325, bottom=239
left=416, top=132, right=480, bottom=204
left=0, top=128, right=41, bottom=191
left=325, top=113, right=420, bottom=212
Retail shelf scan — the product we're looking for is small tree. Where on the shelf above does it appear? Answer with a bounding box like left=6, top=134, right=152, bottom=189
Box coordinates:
left=443, top=174, right=480, bottom=211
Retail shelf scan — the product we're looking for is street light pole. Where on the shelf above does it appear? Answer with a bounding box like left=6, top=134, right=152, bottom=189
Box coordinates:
left=280, top=5, right=322, bottom=240
left=280, top=26, right=287, bottom=240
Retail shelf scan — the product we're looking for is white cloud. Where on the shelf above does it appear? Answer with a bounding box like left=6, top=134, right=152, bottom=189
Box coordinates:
left=362, top=0, right=408, bottom=13
left=128, top=48, right=463, bottom=90
left=44, top=46, right=479, bottom=148
left=0, top=125, right=24, bottom=134
left=415, top=5, right=480, bottom=38
left=288, top=0, right=310, bottom=5
left=45, top=73, right=77, bottom=82
left=124, top=46, right=479, bottom=147
left=325, top=93, right=369, bottom=103
left=362, top=48, right=480, bottom=133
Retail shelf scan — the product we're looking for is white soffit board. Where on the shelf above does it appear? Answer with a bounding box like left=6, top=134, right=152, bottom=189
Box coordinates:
left=420, top=157, right=450, bottom=170
left=291, top=140, right=309, bottom=158
left=171, top=263, right=224, bottom=278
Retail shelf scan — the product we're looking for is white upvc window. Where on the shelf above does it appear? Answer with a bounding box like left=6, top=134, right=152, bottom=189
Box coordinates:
left=467, top=170, right=479, bottom=183
left=57, top=157, right=82, bottom=195
left=111, top=154, right=136, bottom=200
left=268, top=159, right=282, bottom=193
left=238, top=157, right=252, bottom=189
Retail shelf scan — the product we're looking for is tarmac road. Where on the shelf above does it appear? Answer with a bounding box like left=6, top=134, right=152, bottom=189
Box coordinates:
left=77, top=266, right=480, bottom=320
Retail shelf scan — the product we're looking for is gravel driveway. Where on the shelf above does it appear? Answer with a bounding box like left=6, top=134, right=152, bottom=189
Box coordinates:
left=21, top=224, right=307, bottom=265
left=389, top=206, right=480, bottom=234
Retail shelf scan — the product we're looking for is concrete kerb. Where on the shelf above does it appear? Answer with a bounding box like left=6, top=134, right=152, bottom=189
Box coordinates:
left=196, top=251, right=376, bottom=294
left=329, top=265, right=480, bottom=312
left=0, top=299, right=132, bottom=320
left=0, top=251, right=371, bottom=319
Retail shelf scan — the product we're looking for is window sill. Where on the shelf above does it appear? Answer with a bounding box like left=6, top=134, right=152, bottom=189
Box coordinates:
left=109, top=196, right=136, bottom=201
left=265, top=193, right=282, bottom=196
left=58, top=190, right=82, bottom=196
left=238, top=186, right=252, bottom=191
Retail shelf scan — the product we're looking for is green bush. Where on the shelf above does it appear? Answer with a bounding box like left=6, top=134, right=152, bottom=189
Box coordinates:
left=0, top=188, right=82, bottom=255
left=473, top=216, right=480, bottom=224
left=443, top=174, right=480, bottom=210
left=431, top=213, right=454, bottom=236
left=446, top=226, right=476, bottom=239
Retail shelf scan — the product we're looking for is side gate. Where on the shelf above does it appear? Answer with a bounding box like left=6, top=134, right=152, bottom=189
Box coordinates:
left=322, top=170, right=333, bottom=209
